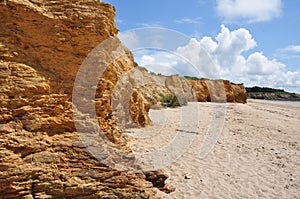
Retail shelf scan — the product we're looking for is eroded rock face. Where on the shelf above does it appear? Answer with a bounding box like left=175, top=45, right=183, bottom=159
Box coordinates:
left=126, top=68, right=247, bottom=126
left=0, top=0, right=247, bottom=197
left=165, top=75, right=195, bottom=101
left=0, top=61, right=74, bottom=134
left=186, top=79, right=210, bottom=102
left=129, top=90, right=151, bottom=127
left=0, top=60, right=160, bottom=198
left=131, top=68, right=247, bottom=106
left=231, top=83, right=247, bottom=103
left=0, top=0, right=118, bottom=94
left=0, top=1, right=165, bottom=198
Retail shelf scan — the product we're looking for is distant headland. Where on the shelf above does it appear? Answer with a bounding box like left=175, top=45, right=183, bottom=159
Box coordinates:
left=246, top=86, right=300, bottom=101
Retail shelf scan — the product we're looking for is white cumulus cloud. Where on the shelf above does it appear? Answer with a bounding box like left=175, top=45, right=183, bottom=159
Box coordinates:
left=216, top=0, right=282, bottom=23
left=246, top=52, right=284, bottom=75
left=213, top=25, right=256, bottom=71
left=123, top=25, right=300, bottom=93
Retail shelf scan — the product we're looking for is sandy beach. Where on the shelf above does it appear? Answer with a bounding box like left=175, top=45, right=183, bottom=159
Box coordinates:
left=126, top=99, right=300, bottom=198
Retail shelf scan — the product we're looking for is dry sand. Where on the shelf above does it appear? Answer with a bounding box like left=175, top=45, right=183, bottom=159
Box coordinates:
left=126, top=99, right=300, bottom=198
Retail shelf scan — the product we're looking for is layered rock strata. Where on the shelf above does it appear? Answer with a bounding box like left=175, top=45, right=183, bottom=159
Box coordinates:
left=0, top=1, right=168, bottom=198
left=122, top=67, right=247, bottom=126
left=0, top=0, right=247, bottom=197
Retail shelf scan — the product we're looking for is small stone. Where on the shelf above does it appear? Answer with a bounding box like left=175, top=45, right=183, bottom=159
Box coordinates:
left=184, top=173, right=192, bottom=179
left=160, top=184, right=176, bottom=194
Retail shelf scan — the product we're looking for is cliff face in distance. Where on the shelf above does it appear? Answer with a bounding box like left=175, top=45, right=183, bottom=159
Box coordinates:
left=246, top=86, right=300, bottom=101
left=122, top=67, right=247, bottom=127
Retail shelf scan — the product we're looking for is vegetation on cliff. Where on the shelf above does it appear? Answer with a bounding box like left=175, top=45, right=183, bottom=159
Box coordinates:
left=246, top=86, right=300, bottom=101
left=133, top=66, right=247, bottom=107
left=159, top=93, right=188, bottom=108
left=246, top=86, right=285, bottom=93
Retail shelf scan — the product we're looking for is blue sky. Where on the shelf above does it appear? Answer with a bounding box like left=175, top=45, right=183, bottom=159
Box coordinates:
left=104, top=0, right=300, bottom=93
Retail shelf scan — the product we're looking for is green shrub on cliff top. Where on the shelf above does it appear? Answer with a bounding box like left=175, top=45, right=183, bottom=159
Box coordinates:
left=159, top=93, right=187, bottom=108
left=184, top=75, right=201, bottom=80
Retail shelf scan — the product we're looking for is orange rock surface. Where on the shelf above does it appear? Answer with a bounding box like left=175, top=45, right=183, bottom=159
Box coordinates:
left=0, top=0, right=247, bottom=197
left=125, top=68, right=247, bottom=126
left=0, top=1, right=166, bottom=198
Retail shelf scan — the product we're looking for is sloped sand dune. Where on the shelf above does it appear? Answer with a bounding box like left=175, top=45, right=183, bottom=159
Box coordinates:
left=126, top=100, right=300, bottom=198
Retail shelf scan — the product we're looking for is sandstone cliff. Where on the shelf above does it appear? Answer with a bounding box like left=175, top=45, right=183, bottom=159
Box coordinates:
left=0, top=1, right=168, bottom=198
left=130, top=67, right=247, bottom=105
left=121, top=67, right=246, bottom=126
left=0, top=0, right=247, bottom=197
left=0, top=0, right=118, bottom=93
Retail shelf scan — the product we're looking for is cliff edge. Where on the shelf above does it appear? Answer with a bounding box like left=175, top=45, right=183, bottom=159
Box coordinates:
left=118, top=67, right=247, bottom=127
left=0, top=1, right=166, bottom=198
left=0, top=0, right=247, bottom=197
